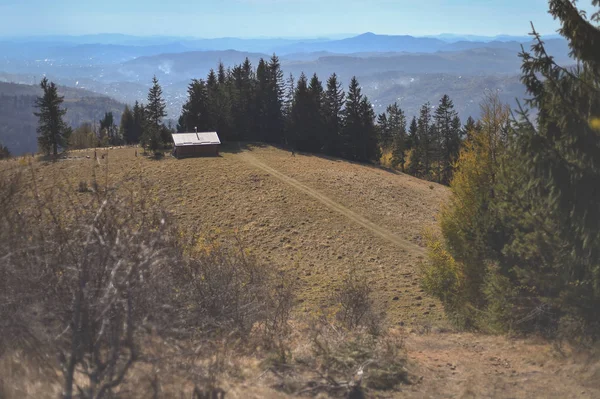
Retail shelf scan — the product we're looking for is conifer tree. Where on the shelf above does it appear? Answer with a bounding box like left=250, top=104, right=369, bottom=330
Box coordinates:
left=99, top=112, right=119, bottom=146
left=307, top=73, right=325, bottom=152
left=264, top=55, right=285, bottom=143
left=387, top=103, right=407, bottom=171
left=289, top=73, right=312, bottom=151
left=406, top=116, right=418, bottom=151
left=143, top=76, right=167, bottom=151
left=411, top=103, right=434, bottom=178
left=120, top=105, right=136, bottom=144
left=341, top=77, right=363, bottom=160
left=463, top=116, right=481, bottom=141
left=377, top=112, right=390, bottom=148
left=178, top=79, right=210, bottom=133
left=434, top=94, right=462, bottom=185
left=132, top=101, right=145, bottom=144
left=322, top=73, right=345, bottom=156
left=34, top=77, right=72, bottom=156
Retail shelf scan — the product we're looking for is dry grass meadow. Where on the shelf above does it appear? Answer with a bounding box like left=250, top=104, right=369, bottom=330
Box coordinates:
left=1, top=143, right=599, bottom=398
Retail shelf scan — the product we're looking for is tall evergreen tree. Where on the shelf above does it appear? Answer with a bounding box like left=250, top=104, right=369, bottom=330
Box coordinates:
left=143, top=76, right=167, bottom=150
left=178, top=79, right=210, bottom=133
left=434, top=94, right=462, bottom=185
left=341, top=77, right=363, bottom=160
left=411, top=103, right=434, bottom=178
left=406, top=116, right=418, bottom=151
left=307, top=73, right=325, bottom=152
left=322, top=73, right=345, bottom=156
left=99, top=112, right=119, bottom=146
left=120, top=105, right=137, bottom=144
left=132, top=101, right=145, bottom=144
left=34, top=77, right=71, bottom=156
left=386, top=103, right=407, bottom=171
left=264, top=55, right=285, bottom=143
left=289, top=73, right=312, bottom=151
left=377, top=112, right=390, bottom=148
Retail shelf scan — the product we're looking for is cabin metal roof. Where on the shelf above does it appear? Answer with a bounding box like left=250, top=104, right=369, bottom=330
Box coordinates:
left=172, top=132, right=221, bottom=146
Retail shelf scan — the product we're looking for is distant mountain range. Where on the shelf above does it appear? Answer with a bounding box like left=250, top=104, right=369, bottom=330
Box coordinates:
left=0, top=32, right=571, bottom=155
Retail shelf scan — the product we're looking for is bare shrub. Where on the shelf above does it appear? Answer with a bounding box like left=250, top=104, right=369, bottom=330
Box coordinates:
left=331, top=271, right=382, bottom=333
left=0, top=167, right=177, bottom=398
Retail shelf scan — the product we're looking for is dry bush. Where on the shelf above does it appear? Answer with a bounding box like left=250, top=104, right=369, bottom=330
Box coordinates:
left=0, top=166, right=177, bottom=398
left=0, top=163, right=296, bottom=398
left=330, top=271, right=382, bottom=334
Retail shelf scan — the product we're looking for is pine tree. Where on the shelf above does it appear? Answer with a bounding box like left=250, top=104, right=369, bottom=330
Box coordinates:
left=322, top=73, right=345, bottom=156
left=255, top=59, right=269, bottom=141
left=387, top=103, right=407, bottom=171
left=283, top=73, right=295, bottom=145
left=132, top=101, right=145, bottom=144
left=358, top=96, right=379, bottom=162
left=463, top=116, right=481, bottom=141
left=496, top=0, right=600, bottom=328
left=406, top=116, right=418, bottom=151
left=265, top=55, right=285, bottom=144
left=411, top=103, right=434, bottom=179
left=178, top=79, right=210, bottom=133
left=307, top=73, right=325, bottom=152
left=289, top=73, right=312, bottom=151
left=99, top=112, right=119, bottom=146
left=377, top=112, right=390, bottom=148
left=120, top=105, right=136, bottom=144
left=434, top=95, right=462, bottom=185
left=143, top=76, right=167, bottom=151
left=341, top=77, right=363, bottom=160
left=34, top=77, right=72, bottom=156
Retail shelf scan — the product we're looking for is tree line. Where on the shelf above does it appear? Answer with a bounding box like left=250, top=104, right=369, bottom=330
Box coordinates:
left=30, top=59, right=469, bottom=185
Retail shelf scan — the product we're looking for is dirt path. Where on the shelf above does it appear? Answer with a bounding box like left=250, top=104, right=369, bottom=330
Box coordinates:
left=240, top=149, right=425, bottom=256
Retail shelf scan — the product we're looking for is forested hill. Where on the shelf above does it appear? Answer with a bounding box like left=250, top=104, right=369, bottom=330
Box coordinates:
left=0, top=82, right=125, bottom=155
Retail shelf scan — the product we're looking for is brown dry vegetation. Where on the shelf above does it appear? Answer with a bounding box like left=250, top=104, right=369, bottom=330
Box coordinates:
left=1, top=144, right=599, bottom=398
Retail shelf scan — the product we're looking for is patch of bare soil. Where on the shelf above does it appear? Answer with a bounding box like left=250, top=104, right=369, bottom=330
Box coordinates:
left=403, top=332, right=600, bottom=399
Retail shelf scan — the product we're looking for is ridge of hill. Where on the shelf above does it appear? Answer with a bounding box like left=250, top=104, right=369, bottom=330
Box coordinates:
left=0, top=82, right=126, bottom=155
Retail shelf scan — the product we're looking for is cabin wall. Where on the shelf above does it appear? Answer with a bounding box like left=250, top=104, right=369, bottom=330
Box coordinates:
left=174, top=144, right=219, bottom=158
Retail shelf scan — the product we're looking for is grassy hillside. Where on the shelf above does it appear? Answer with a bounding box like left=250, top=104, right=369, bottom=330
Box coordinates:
left=2, top=144, right=599, bottom=398
left=0, top=82, right=126, bottom=156
left=5, top=144, right=447, bottom=324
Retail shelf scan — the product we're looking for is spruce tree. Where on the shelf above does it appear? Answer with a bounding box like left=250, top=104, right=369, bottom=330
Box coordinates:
left=413, top=103, right=434, bottom=179
left=387, top=103, right=407, bottom=171
left=99, top=112, right=119, bottom=146
left=132, top=101, right=145, bottom=144
left=34, top=77, right=72, bottom=156
left=499, top=0, right=600, bottom=328
left=322, top=73, right=345, bottom=156
left=377, top=112, right=390, bottom=148
left=289, top=73, right=312, bottom=151
left=406, top=116, right=418, bottom=151
left=178, top=79, right=210, bottom=133
left=358, top=96, right=379, bottom=162
left=120, top=105, right=136, bottom=144
left=265, top=55, right=285, bottom=144
left=434, top=94, right=462, bottom=185
left=307, top=73, right=325, bottom=152
left=341, top=77, right=363, bottom=160
left=143, top=76, right=167, bottom=151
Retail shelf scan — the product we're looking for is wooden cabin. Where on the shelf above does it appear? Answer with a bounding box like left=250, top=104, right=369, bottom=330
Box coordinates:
left=172, top=132, right=221, bottom=158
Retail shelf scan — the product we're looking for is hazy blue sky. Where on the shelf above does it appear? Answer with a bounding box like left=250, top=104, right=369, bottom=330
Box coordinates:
left=0, top=0, right=590, bottom=38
